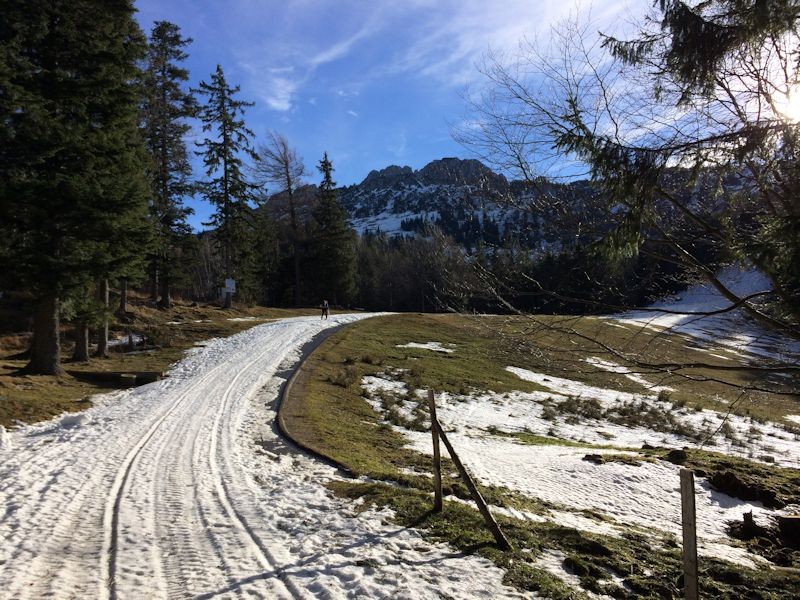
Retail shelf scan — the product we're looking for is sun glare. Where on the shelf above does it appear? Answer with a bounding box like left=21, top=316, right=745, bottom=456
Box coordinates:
left=776, top=88, right=800, bottom=122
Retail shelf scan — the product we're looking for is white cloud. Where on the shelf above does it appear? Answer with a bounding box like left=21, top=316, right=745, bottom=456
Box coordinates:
left=309, top=26, right=374, bottom=68
left=347, top=109, right=359, bottom=118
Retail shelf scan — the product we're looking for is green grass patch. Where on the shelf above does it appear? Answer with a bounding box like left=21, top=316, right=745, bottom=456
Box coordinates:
left=486, top=426, right=623, bottom=450
left=461, top=314, right=800, bottom=423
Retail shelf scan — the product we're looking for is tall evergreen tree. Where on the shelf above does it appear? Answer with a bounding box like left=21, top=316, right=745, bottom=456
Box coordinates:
left=194, top=65, right=257, bottom=309
left=141, top=21, right=197, bottom=310
left=0, top=0, right=151, bottom=374
left=308, top=153, right=356, bottom=305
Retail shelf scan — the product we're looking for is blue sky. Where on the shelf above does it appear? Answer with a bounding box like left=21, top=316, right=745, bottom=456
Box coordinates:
left=134, top=0, right=643, bottom=230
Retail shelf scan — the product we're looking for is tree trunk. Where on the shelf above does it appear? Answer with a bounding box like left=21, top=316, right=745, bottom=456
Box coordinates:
left=95, top=278, right=109, bottom=357
left=26, top=295, right=62, bottom=375
left=151, top=267, right=159, bottom=301
left=159, top=277, right=172, bottom=310
left=72, top=320, right=89, bottom=361
left=293, top=241, right=301, bottom=307
left=118, top=278, right=128, bottom=315
left=224, top=291, right=232, bottom=309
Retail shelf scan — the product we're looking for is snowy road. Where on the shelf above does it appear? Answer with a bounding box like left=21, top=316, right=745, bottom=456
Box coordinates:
left=0, top=315, right=520, bottom=599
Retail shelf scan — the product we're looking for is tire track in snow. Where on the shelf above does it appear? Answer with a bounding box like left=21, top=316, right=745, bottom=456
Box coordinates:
left=101, top=354, right=233, bottom=599
left=104, top=320, right=325, bottom=599
left=205, top=334, right=307, bottom=599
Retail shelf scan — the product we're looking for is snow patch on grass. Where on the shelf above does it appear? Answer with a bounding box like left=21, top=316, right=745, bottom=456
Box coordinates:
left=506, top=366, right=800, bottom=468
left=396, top=341, right=456, bottom=353
left=403, top=431, right=774, bottom=567
left=584, top=356, right=674, bottom=394
left=534, top=549, right=616, bottom=598
left=0, top=425, right=11, bottom=451
left=361, top=361, right=798, bottom=569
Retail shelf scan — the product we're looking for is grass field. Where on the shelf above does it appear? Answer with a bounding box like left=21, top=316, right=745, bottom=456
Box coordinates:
left=281, top=312, right=800, bottom=599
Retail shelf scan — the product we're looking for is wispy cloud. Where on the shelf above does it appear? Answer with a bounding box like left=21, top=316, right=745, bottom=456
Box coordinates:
left=309, top=26, right=374, bottom=68
left=347, top=109, right=359, bottom=118
left=236, top=17, right=381, bottom=112
left=375, top=0, right=645, bottom=87
left=388, top=131, right=407, bottom=157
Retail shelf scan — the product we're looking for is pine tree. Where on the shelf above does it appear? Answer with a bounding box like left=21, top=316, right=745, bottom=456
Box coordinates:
left=194, top=65, right=257, bottom=309
left=141, top=21, right=197, bottom=310
left=0, top=0, right=151, bottom=374
left=308, top=153, right=356, bottom=305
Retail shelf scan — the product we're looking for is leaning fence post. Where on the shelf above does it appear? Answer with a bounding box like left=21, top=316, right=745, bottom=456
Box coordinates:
left=427, top=389, right=443, bottom=512
left=428, top=390, right=512, bottom=551
left=680, top=468, right=699, bottom=600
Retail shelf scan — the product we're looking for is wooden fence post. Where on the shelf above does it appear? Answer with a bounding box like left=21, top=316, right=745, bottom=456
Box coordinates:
left=427, top=390, right=512, bottom=551
left=427, top=390, right=443, bottom=512
left=680, top=468, right=699, bottom=600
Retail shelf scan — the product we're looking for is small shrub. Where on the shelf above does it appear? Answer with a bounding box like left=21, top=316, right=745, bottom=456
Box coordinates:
left=556, top=397, right=603, bottom=420
left=386, top=406, right=409, bottom=428
left=671, top=398, right=687, bottom=411
left=406, top=365, right=425, bottom=389
left=329, top=365, right=359, bottom=388
left=658, top=389, right=672, bottom=403
left=719, top=420, right=739, bottom=442
left=541, top=405, right=558, bottom=421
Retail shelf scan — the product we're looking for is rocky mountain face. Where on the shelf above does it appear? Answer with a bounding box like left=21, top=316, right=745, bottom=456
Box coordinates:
left=260, top=157, right=607, bottom=253
left=337, top=157, right=604, bottom=251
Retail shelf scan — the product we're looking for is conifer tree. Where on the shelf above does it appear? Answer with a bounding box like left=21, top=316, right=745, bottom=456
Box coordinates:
left=141, top=21, right=197, bottom=310
left=194, top=65, right=257, bottom=309
left=0, top=0, right=151, bottom=374
left=309, top=153, right=356, bottom=305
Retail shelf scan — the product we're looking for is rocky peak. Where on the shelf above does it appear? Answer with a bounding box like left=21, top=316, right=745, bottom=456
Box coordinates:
left=361, top=165, right=414, bottom=190
left=417, top=157, right=507, bottom=190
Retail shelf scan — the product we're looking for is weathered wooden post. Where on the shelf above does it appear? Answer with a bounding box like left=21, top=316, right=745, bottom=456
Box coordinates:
left=680, top=468, right=699, bottom=600
left=427, top=390, right=443, bottom=512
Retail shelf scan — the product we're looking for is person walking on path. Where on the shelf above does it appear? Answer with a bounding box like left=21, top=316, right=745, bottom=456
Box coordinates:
left=321, top=299, right=329, bottom=320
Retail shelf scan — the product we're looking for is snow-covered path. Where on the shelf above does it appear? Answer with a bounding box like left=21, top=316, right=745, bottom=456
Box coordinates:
left=0, top=315, right=521, bottom=600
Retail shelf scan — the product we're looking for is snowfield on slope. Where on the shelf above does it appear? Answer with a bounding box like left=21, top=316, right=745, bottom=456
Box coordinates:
left=615, top=266, right=800, bottom=361
left=0, top=315, right=524, bottom=600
